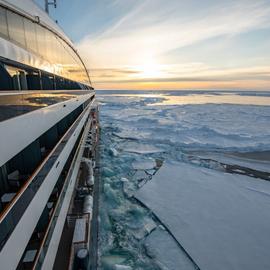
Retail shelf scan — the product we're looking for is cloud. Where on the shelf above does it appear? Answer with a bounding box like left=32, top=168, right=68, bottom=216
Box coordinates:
left=76, top=0, right=270, bottom=89
left=92, top=65, right=270, bottom=83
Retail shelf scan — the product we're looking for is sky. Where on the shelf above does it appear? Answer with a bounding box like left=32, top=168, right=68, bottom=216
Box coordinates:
left=35, top=0, right=270, bottom=90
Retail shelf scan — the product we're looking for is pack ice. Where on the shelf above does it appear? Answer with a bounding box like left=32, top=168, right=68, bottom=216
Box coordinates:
left=136, top=162, right=270, bottom=270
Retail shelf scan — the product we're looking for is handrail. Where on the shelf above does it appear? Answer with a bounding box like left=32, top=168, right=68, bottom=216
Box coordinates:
left=67, top=213, right=91, bottom=270
left=0, top=104, right=84, bottom=222
left=0, top=90, right=93, bottom=96
left=31, top=113, right=91, bottom=270
left=0, top=100, right=93, bottom=251
left=0, top=90, right=94, bottom=123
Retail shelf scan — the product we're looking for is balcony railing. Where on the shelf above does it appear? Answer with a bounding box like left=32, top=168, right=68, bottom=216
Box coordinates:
left=0, top=100, right=92, bottom=251
left=0, top=90, right=94, bottom=122
left=32, top=118, right=91, bottom=270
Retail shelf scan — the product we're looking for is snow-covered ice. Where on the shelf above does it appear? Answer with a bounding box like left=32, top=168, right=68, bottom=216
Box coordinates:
left=194, top=151, right=270, bottom=173
left=144, top=227, right=196, bottom=270
left=99, top=91, right=270, bottom=152
left=136, top=162, right=270, bottom=270
left=98, top=90, right=270, bottom=270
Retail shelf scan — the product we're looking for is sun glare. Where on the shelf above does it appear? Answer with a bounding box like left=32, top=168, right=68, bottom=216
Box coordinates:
left=134, top=58, right=164, bottom=79
left=139, top=63, right=162, bottom=78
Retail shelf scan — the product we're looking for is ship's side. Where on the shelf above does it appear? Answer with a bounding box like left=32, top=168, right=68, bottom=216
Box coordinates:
left=0, top=1, right=98, bottom=269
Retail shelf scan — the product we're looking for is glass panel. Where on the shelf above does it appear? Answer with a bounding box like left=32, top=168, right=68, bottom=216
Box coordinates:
left=24, top=18, right=38, bottom=53
left=45, top=30, right=54, bottom=61
left=50, top=35, right=59, bottom=63
left=2, top=6, right=90, bottom=86
left=55, top=37, right=63, bottom=65
left=5, top=65, right=23, bottom=90
left=6, top=10, right=26, bottom=47
left=36, top=24, right=46, bottom=57
left=59, top=39, right=71, bottom=78
left=58, top=39, right=90, bottom=84
left=0, top=7, right=8, bottom=38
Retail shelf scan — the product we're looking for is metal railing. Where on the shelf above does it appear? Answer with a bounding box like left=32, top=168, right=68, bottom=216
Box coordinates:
left=32, top=118, right=91, bottom=270
left=0, top=101, right=92, bottom=251
left=68, top=213, right=91, bottom=270
left=0, top=90, right=93, bottom=122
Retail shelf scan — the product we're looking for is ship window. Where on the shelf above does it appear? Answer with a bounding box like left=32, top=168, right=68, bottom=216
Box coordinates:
left=45, top=30, right=55, bottom=62
left=6, top=10, right=26, bottom=47
left=50, top=35, right=59, bottom=63
left=36, top=24, right=46, bottom=57
left=0, top=7, right=9, bottom=38
left=0, top=7, right=90, bottom=87
left=5, top=65, right=28, bottom=90
left=55, top=36, right=63, bottom=68
left=24, top=18, right=38, bottom=54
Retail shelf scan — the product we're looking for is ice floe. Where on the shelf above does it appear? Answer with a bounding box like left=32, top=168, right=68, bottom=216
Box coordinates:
left=144, top=227, right=196, bottom=270
left=98, top=91, right=270, bottom=270
left=135, top=162, right=270, bottom=270
left=100, top=92, right=270, bottom=152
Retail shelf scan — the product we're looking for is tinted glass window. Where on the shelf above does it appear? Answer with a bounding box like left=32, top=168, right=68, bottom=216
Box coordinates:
left=50, top=35, right=59, bottom=63
left=55, top=36, right=63, bottom=65
left=36, top=24, right=46, bottom=57
left=45, top=29, right=54, bottom=60
left=60, top=40, right=89, bottom=84
left=0, top=7, right=90, bottom=86
left=0, top=7, right=8, bottom=38
left=7, top=11, right=26, bottom=47
left=24, top=19, right=38, bottom=53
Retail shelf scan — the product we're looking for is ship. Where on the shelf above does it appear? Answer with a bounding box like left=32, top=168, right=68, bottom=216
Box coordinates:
left=0, top=1, right=99, bottom=269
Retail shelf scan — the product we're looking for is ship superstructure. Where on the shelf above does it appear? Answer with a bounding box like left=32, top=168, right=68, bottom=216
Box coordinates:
left=0, top=1, right=98, bottom=269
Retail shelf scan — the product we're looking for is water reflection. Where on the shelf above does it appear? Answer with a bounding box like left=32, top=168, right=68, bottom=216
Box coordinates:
left=26, top=93, right=76, bottom=106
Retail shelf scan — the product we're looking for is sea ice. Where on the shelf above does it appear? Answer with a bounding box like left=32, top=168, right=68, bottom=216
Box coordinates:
left=114, top=265, right=132, bottom=270
left=109, top=147, right=119, bottom=157
left=98, top=91, right=270, bottom=270
left=122, top=141, right=164, bottom=154
left=100, top=93, right=270, bottom=152
left=145, top=227, right=196, bottom=270
left=132, top=160, right=156, bottom=170
left=195, top=151, right=270, bottom=173
left=136, top=162, right=270, bottom=270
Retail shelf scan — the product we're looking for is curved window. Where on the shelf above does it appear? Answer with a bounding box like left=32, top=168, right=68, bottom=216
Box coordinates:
left=0, top=7, right=8, bottom=39
left=36, top=24, right=46, bottom=57
left=6, top=10, right=26, bottom=47
left=24, top=18, right=38, bottom=53
left=0, top=5, right=91, bottom=87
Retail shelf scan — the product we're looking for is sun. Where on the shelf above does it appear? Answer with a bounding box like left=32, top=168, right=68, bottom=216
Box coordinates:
left=135, top=59, right=163, bottom=79
left=140, top=64, right=162, bottom=78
